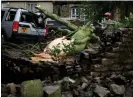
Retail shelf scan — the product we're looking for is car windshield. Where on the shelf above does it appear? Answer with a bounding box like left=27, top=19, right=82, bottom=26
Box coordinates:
left=1, top=10, right=5, bottom=21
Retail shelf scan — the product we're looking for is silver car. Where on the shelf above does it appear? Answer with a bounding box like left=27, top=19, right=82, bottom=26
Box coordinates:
left=1, top=7, right=48, bottom=43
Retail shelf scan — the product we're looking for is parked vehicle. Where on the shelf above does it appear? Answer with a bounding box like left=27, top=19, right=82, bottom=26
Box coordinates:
left=46, top=19, right=68, bottom=29
left=1, top=7, right=48, bottom=43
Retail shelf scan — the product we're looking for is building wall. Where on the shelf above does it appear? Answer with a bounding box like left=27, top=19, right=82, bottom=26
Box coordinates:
left=38, top=2, right=53, bottom=13
left=53, top=4, right=85, bottom=21
left=3, top=2, right=53, bottom=13
left=53, top=4, right=77, bottom=19
left=8, top=2, right=26, bottom=8
left=53, top=4, right=71, bottom=18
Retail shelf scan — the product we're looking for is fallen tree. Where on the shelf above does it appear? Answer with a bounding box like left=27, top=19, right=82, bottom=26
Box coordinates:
left=31, top=7, right=100, bottom=63
left=35, top=6, right=78, bottom=31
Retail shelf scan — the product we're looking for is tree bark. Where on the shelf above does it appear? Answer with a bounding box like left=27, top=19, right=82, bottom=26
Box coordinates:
left=35, top=6, right=78, bottom=31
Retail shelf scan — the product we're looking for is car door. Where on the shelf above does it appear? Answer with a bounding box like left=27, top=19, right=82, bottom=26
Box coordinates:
left=18, top=11, right=38, bottom=35
left=2, top=9, right=17, bottom=38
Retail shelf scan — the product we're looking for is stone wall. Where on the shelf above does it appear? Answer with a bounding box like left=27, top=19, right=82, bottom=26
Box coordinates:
left=93, top=29, right=133, bottom=72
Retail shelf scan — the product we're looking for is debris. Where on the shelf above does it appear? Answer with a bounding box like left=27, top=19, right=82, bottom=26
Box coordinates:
left=124, top=85, right=133, bottom=97
left=7, top=94, right=16, bottom=97
left=81, top=76, right=89, bottom=83
left=1, top=84, right=10, bottom=97
left=21, top=79, right=43, bottom=97
left=94, top=77, right=101, bottom=84
left=80, top=83, right=89, bottom=90
left=30, top=8, right=98, bottom=62
left=94, top=85, right=110, bottom=97
left=62, top=91, right=73, bottom=97
left=32, top=52, right=53, bottom=59
left=83, top=48, right=98, bottom=55
left=65, top=57, right=75, bottom=65
left=90, top=72, right=100, bottom=77
left=112, top=47, right=120, bottom=52
left=60, top=77, right=76, bottom=91
left=7, top=83, right=16, bottom=96
left=110, top=74, right=126, bottom=85
left=43, top=85, right=61, bottom=97
left=72, top=89, right=79, bottom=97
left=102, top=58, right=113, bottom=65
left=31, top=56, right=55, bottom=63
left=123, top=71, right=133, bottom=77
left=106, top=53, right=119, bottom=58
left=63, top=77, right=76, bottom=83
left=110, top=84, right=125, bottom=95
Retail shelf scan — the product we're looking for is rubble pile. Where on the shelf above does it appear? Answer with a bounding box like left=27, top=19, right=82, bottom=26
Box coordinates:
left=1, top=29, right=133, bottom=97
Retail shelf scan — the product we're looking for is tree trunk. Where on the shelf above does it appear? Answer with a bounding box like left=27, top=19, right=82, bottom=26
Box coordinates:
left=113, top=7, right=121, bottom=21
left=35, top=6, right=78, bottom=31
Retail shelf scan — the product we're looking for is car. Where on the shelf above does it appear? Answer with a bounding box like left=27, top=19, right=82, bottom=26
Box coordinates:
left=1, top=7, right=48, bottom=43
left=46, top=19, right=68, bottom=29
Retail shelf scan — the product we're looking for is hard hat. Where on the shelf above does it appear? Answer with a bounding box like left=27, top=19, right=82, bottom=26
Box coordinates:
left=105, top=12, right=111, bottom=16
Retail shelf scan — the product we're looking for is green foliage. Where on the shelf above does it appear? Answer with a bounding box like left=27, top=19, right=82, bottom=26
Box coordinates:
left=49, top=43, right=62, bottom=58
left=81, top=1, right=116, bottom=22
left=81, top=1, right=133, bottom=22
left=49, top=41, right=75, bottom=60
left=123, top=13, right=133, bottom=27
left=70, top=23, right=94, bottom=53
left=114, top=13, right=133, bottom=28
left=62, top=41, right=76, bottom=55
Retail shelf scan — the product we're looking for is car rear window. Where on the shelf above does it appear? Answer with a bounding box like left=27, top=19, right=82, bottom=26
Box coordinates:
left=20, top=12, right=34, bottom=23
left=6, top=10, right=16, bottom=21
left=1, top=10, right=5, bottom=21
left=20, top=12, right=45, bottom=28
